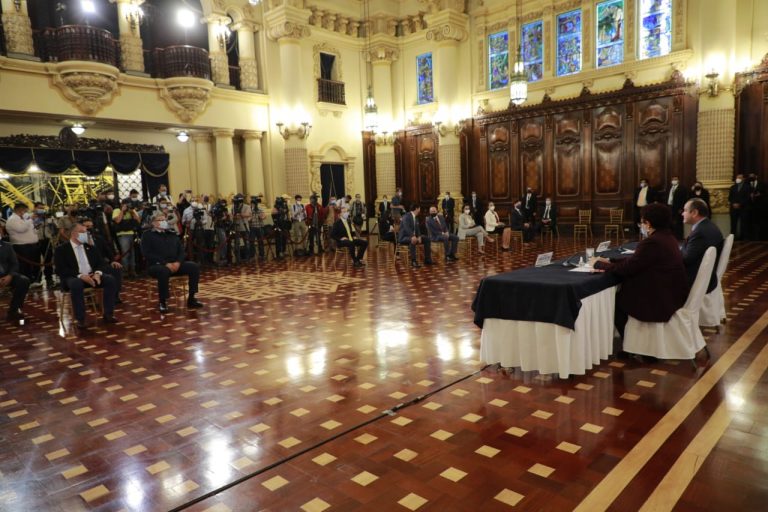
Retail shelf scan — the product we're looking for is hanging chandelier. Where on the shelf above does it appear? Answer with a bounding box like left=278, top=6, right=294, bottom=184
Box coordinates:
left=510, top=0, right=528, bottom=106
left=362, top=0, right=378, bottom=132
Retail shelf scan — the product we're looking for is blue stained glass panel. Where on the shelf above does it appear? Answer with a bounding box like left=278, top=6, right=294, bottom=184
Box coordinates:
left=416, top=52, right=434, bottom=104
left=521, top=21, right=543, bottom=82
left=596, top=0, right=624, bottom=68
left=488, top=31, right=509, bottom=90
left=557, top=9, right=582, bottom=76
left=639, top=0, right=672, bottom=59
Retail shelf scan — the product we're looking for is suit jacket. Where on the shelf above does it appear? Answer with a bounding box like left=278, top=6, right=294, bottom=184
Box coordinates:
left=523, top=193, right=538, bottom=218
left=633, top=186, right=657, bottom=206
left=398, top=212, right=422, bottom=242
left=509, top=208, right=525, bottom=230
left=666, top=185, right=689, bottom=213
left=330, top=218, right=358, bottom=241
left=682, top=218, right=723, bottom=293
left=728, top=182, right=750, bottom=207
left=538, top=203, right=557, bottom=225
left=441, top=197, right=455, bottom=214
left=600, top=229, right=688, bottom=322
left=0, top=241, right=19, bottom=276
left=378, top=200, right=390, bottom=215
left=54, top=241, right=107, bottom=289
left=426, top=214, right=450, bottom=240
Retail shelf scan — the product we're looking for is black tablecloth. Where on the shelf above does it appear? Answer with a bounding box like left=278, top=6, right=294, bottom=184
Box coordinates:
left=472, top=256, right=622, bottom=330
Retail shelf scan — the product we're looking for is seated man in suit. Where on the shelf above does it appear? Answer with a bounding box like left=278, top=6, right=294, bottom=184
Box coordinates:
left=82, top=218, right=123, bottom=305
left=681, top=198, right=723, bottom=293
left=54, top=222, right=118, bottom=329
left=509, top=199, right=534, bottom=242
left=590, top=203, right=688, bottom=340
left=141, top=212, right=204, bottom=313
left=378, top=211, right=396, bottom=245
left=0, top=223, right=30, bottom=322
left=484, top=202, right=513, bottom=249
left=398, top=204, right=433, bottom=268
left=426, top=206, right=459, bottom=262
left=331, top=206, right=368, bottom=267
left=537, top=197, right=557, bottom=235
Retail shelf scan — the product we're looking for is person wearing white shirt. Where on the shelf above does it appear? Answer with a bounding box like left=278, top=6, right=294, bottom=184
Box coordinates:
left=484, top=202, right=512, bottom=249
left=5, top=203, right=39, bottom=282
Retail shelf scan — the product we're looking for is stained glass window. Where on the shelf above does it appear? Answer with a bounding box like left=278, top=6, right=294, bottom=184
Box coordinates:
left=488, top=31, right=509, bottom=90
left=596, top=0, right=624, bottom=68
left=557, top=9, right=582, bottom=76
left=416, top=52, right=434, bottom=104
left=521, top=21, right=543, bottom=82
left=639, top=0, right=672, bottom=59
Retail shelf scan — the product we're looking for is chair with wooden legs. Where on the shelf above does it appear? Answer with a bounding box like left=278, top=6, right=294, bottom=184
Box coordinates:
left=574, top=209, right=592, bottom=247
left=58, top=287, right=102, bottom=319
left=604, top=208, right=623, bottom=246
left=146, top=275, right=188, bottom=302
left=509, top=230, right=524, bottom=254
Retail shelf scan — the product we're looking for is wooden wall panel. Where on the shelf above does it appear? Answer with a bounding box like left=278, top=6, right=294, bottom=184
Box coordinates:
left=735, top=55, right=768, bottom=182
left=593, top=106, right=623, bottom=195
left=635, top=99, right=672, bottom=189
left=553, top=113, right=581, bottom=197
left=488, top=123, right=511, bottom=200
left=396, top=125, right=439, bottom=209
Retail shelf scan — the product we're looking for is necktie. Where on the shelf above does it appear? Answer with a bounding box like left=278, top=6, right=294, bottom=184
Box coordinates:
left=343, top=219, right=352, bottom=239
left=526, top=194, right=530, bottom=208
left=544, top=206, right=550, bottom=219
left=75, top=244, right=91, bottom=275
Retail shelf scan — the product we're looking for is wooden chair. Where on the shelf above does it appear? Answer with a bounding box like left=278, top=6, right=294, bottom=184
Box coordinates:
left=541, top=223, right=555, bottom=244
left=509, top=230, right=524, bottom=254
left=604, top=208, right=623, bottom=245
left=458, top=236, right=475, bottom=260
left=574, top=209, right=592, bottom=247
left=58, top=287, right=102, bottom=319
left=146, top=275, right=188, bottom=302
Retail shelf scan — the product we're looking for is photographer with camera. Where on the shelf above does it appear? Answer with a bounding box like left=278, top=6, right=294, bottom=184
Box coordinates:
left=112, top=198, right=141, bottom=278
left=231, top=194, right=252, bottom=263
left=272, top=195, right=290, bottom=259
left=152, top=184, right=170, bottom=204
left=248, top=194, right=267, bottom=262
left=157, top=198, right=180, bottom=235
left=5, top=203, right=39, bottom=282
left=291, top=195, right=308, bottom=254
left=350, top=193, right=366, bottom=236
left=182, top=197, right=214, bottom=265
left=211, top=198, right=232, bottom=266
left=305, top=194, right=326, bottom=255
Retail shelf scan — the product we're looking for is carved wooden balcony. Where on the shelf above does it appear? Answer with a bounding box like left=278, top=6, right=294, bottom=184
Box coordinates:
left=36, top=25, right=120, bottom=68
left=318, top=78, right=346, bottom=105
left=153, top=45, right=211, bottom=80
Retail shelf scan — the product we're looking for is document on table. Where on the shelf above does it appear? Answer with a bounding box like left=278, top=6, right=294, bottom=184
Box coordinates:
left=621, top=249, right=635, bottom=255
left=569, top=266, right=595, bottom=272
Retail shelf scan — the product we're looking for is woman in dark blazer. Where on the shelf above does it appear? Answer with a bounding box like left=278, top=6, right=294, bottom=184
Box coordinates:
left=590, top=203, right=689, bottom=338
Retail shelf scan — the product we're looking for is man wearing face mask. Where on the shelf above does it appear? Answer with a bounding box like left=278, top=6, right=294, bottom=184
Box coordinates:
left=398, top=204, right=433, bottom=268
left=141, top=212, right=203, bottom=313
left=469, top=191, right=482, bottom=226
left=728, top=173, right=751, bottom=240
left=509, top=199, right=534, bottom=242
left=537, top=196, right=558, bottom=236
left=305, top=194, right=326, bottom=255
left=485, top=201, right=513, bottom=249
left=391, top=188, right=405, bottom=221
left=54, top=223, right=118, bottom=329
left=523, top=187, right=538, bottom=222
left=57, top=204, right=79, bottom=242
left=441, top=192, right=455, bottom=233
left=0, top=223, right=30, bottom=323
left=153, top=184, right=170, bottom=204
left=666, top=175, right=688, bottom=239
left=426, top=206, right=459, bottom=262
left=633, top=178, right=656, bottom=231
left=690, top=182, right=710, bottom=215
left=291, top=195, right=308, bottom=253
left=5, top=203, right=39, bottom=282
left=82, top=218, right=123, bottom=305
left=350, top=194, right=366, bottom=236
left=330, top=206, right=368, bottom=268
left=112, top=198, right=141, bottom=278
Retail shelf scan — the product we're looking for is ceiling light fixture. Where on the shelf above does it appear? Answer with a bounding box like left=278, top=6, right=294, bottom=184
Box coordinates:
left=81, top=0, right=96, bottom=14
left=362, top=0, right=378, bottom=132
left=509, top=0, right=528, bottom=106
left=177, top=8, right=196, bottom=29
left=176, top=130, right=190, bottom=143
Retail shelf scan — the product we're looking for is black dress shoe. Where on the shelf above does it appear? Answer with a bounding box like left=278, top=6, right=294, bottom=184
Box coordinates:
left=102, top=315, right=118, bottom=324
left=411, top=261, right=421, bottom=268
left=187, top=298, right=204, bottom=309
left=448, top=254, right=458, bottom=261
left=353, top=260, right=364, bottom=268
left=6, top=310, right=24, bottom=322
left=115, top=297, right=123, bottom=305
left=424, top=260, right=436, bottom=266
left=159, top=302, right=169, bottom=313
left=75, top=320, right=88, bottom=330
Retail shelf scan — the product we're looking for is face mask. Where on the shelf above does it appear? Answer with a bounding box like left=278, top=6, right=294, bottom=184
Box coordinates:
left=640, top=224, right=648, bottom=237
left=22, top=212, right=31, bottom=220
left=736, top=179, right=743, bottom=184
left=159, top=191, right=167, bottom=197
left=130, top=196, right=138, bottom=201
left=341, top=212, right=349, bottom=220
left=36, top=209, right=46, bottom=214
left=489, top=206, right=495, bottom=211
left=191, top=202, right=199, bottom=208
left=107, top=194, right=115, bottom=200
left=430, top=212, right=437, bottom=217
left=464, top=209, right=470, bottom=214
left=158, top=221, right=169, bottom=230
left=55, top=211, right=64, bottom=218
left=641, top=183, right=647, bottom=188
left=671, top=180, right=678, bottom=186
left=76, top=232, right=89, bottom=244
left=472, top=194, right=477, bottom=198
left=161, top=204, right=168, bottom=210
left=545, top=201, right=551, bottom=206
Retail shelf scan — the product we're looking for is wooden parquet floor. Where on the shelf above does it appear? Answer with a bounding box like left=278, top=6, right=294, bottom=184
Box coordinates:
left=1, top=238, right=767, bottom=511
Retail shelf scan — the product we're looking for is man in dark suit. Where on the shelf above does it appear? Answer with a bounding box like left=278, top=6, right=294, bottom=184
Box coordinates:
left=591, top=203, right=688, bottom=339
left=681, top=198, right=723, bottom=293
left=331, top=206, right=368, bottom=268
left=398, top=204, right=433, bottom=268
left=665, top=175, right=688, bottom=239
left=747, top=173, right=765, bottom=240
left=54, top=222, right=117, bottom=329
left=82, top=218, right=123, bottom=305
left=510, top=199, right=533, bottom=242
left=0, top=223, right=30, bottom=322
left=378, top=212, right=396, bottom=245
left=391, top=189, right=404, bottom=221
left=537, top=197, right=558, bottom=235
left=378, top=195, right=391, bottom=218
left=441, top=192, right=455, bottom=233
left=469, top=191, right=482, bottom=227
left=426, top=206, right=458, bottom=262
left=522, top=187, right=538, bottom=222
left=633, top=178, right=656, bottom=231
left=141, top=212, right=203, bottom=313
left=728, top=173, right=751, bottom=240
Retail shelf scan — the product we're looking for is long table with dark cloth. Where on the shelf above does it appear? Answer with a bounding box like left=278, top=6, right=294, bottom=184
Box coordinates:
left=472, top=255, right=623, bottom=378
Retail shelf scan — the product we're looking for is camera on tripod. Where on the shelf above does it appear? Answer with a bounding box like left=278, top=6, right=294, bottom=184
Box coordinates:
left=211, top=199, right=228, bottom=219
left=192, top=207, right=205, bottom=221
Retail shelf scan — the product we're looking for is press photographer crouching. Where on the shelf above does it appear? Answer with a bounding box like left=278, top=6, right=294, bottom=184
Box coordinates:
left=141, top=211, right=204, bottom=314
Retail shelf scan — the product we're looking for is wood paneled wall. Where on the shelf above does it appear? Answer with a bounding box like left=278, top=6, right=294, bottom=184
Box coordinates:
left=393, top=125, right=440, bottom=210
left=735, top=54, right=768, bottom=181
left=465, top=75, right=698, bottom=223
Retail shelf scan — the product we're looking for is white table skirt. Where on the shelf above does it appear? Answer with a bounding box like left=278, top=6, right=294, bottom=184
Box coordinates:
left=480, top=286, right=617, bottom=378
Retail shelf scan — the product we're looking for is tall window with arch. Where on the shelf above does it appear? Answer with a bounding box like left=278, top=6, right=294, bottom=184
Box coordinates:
left=416, top=52, right=434, bottom=104
left=596, top=0, right=624, bottom=68
left=638, top=0, right=672, bottom=59
left=556, top=9, right=582, bottom=76
left=488, top=31, right=509, bottom=90
left=521, top=20, right=543, bottom=82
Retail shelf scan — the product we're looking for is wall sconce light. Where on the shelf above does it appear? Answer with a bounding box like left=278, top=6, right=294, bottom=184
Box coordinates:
left=176, top=130, right=190, bottom=143
left=215, top=22, right=232, bottom=50
left=276, top=122, right=312, bottom=140
left=124, top=2, right=144, bottom=35
left=374, top=131, right=395, bottom=146
left=81, top=0, right=96, bottom=14
left=71, top=123, right=86, bottom=135
left=434, top=120, right=461, bottom=138
left=704, top=70, right=720, bottom=97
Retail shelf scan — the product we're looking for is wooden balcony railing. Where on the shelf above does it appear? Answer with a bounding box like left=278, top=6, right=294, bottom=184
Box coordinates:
left=153, top=45, right=211, bottom=80
left=36, top=25, right=120, bottom=67
left=317, top=78, right=346, bottom=105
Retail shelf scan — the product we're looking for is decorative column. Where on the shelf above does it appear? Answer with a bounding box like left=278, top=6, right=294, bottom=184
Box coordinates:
left=282, top=135, right=311, bottom=198
left=193, top=133, right=217, bottom=196
left=213, top=129, right=238, bottom=198
left=206, top=15, right=232, bottom=87
left=242, top=131, right=266, bottom=195
left=1, top=0, right=35, bottom=58
left=110, top=0, right=145, bottom=73
left=369, top=41, right=399, bottom=200
left=426, top=7, right=469, bottom=204
left=233, top=21, right=260, bottom=91
left=542, top=6, right=554, bottom=81
left=581, top=0, right=594, bottom=72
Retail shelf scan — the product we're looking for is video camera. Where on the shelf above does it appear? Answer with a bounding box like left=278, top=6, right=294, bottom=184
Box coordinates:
left=211, top=199, right=228, bottom=219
